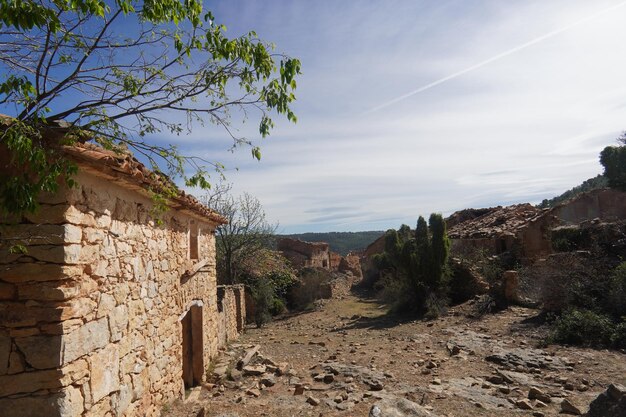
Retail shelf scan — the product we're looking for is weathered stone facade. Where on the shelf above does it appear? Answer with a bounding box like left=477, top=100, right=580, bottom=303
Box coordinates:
left=447, top=204, right=556, bottom=262
left=550, top=188, right=626, bottom=224
left=277, top=238, right=330, bottom=269
left=447, top=189, right=626, bottom=263
left=216, top=285, right=245, bottom=349
left=0, top=144, right=244, bottom=416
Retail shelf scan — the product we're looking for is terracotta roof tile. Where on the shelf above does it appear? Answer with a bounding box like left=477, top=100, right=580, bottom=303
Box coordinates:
left=63, top=142, right=227, bottom=225
left=448, top=204, right=548, bottom=239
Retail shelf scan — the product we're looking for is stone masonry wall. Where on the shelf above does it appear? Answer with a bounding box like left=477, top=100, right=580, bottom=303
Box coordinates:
left=0, top=168, right=223, bottom=417
left=277, top=238, right=330, bottom=269
left=216, top=285, right=245, bottom=350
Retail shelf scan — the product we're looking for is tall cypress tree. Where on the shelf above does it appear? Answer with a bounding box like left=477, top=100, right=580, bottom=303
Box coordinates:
left=429, top=213, right=450, bottom=289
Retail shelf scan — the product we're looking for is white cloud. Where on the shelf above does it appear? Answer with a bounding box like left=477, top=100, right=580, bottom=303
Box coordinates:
left=177, top=0, right=626, bottom=232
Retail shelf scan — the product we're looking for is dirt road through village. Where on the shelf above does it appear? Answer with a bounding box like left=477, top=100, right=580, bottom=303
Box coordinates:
left=166, top=293, right=626, bottom=417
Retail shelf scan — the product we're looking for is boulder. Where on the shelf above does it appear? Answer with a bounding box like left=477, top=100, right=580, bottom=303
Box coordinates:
left=586, top=383, right=626, bottom=417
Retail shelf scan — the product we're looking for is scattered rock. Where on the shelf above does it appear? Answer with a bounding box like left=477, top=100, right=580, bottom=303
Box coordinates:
left=528, top=387, right=551, bottom=403
left=560, top=398, right=582, bottom=415
left=260, top=374, right=275, bottom=387
left=364, top=378, right=384, bottom=391
left=306, top=395, right=320, bottom=406
left=446, top=342, right=461, bottom=356
left=293, top=384, right=305, bottom=396
left=586, top=383, right=626, bottom=417
left=486, top=375, right=504, bottom=385
left=516, top=399, right=533, bottom=410
left=237, top=345, right=260, bottom=370
left=246, top=388, right=261, bottom=398
left=242, top=365, right=266, bottom=376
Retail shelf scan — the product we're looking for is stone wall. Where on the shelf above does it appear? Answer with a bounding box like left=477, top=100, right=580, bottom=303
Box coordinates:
left=277, top=238, right=330, bottom=269
left=0, top=168, right=230, bottom=417
left=216, top=285, right=245, bottom=349
left=329, top=252, right=342, bottom=270
left=337, top=254, right=363, bottom=278
left=319, top=274, right=358, bottom=299
left=551, top=189, right=626, bottom=224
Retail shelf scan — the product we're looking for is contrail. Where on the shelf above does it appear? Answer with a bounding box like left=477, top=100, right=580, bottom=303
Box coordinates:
left=365, top=1, right=626, bottom=114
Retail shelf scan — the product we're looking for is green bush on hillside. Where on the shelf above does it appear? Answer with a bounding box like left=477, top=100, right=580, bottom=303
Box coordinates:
left=549, top=308, right=616, bottom=348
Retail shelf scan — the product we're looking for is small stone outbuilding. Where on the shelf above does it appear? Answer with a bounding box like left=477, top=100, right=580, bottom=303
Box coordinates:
left=0, top=143, right=244, bottom=416
left=277, top=238, right=330, bottom=269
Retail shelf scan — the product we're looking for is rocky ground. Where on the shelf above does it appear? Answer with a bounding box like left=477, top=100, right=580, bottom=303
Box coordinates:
left=164, top=293, right=626, bottom=417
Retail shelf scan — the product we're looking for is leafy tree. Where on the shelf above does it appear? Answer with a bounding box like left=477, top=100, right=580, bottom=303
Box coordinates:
left=600, top=134, right=626, bottom=191
left=203, top=185, right=276, bottom=284
left=0, top=0, right=300, bottom=215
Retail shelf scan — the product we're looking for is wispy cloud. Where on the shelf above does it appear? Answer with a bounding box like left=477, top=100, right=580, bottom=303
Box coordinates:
left=175, top=0, right=626, bottom=233
left=364, top=0, right=626, bottom=114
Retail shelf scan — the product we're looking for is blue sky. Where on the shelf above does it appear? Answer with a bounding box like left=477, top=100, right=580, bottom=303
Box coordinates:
left=137, top=1, right=626, bottom=232
left=183, top=0, right=626, bottom=234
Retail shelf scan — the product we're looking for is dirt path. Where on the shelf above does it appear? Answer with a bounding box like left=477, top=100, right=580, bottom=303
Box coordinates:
left=166, top=293, right=626, bottom=417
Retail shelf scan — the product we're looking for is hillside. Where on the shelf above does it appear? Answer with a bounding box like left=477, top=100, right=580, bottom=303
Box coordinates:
left=280, top=231, right=384, bottom=255
left=538, top=174, right=608, bottom=208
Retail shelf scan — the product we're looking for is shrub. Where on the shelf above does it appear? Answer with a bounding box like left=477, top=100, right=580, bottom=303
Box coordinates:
left=379, top=272, right=420, bottom=313
left=549, top=308, right=615, bottom=347
left=608, top=262, right=626, bottom=319
left=269, top=297, right=287, bottom=316
left=249, top=278, right=274, bottom=328
left=424, top=292, right=448, bottom=320
left=551, top=226, right=591, bottom=252
left=612, top=322, right=626, bottom=349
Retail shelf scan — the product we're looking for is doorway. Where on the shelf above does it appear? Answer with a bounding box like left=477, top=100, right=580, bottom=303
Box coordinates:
left=182, top=304, right=203, bottom=389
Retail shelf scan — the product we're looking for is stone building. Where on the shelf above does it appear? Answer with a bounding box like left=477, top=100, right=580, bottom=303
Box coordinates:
left=447, top=204, right=556, bottom=261
left=549, top=188, right=626, bottom=224
left=447, top=188, right=626, bottom=262
left=277, top=238, right=330, bottom=269
left=0, top=143, right=245, bottom=417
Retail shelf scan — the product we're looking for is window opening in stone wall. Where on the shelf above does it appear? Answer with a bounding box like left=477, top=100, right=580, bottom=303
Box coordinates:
left=217, top=287, right=224, bottom=313
left=182, top=305, right=203, bottom=389
left=189, top=220, right=199, bottom=260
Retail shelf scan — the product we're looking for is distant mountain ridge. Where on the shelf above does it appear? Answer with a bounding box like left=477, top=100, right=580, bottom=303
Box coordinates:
left=280, top=231, right=384, bottom=256
left=538, top=175, right=608, bottom=208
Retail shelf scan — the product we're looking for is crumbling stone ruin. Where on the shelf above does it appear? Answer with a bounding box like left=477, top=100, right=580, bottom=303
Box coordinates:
left=0, top=143, right=245, bottom=417
left=447, top=203, right=555, bottom=262
left=276, top=238, right=363, bottom=301
left=448, top=188, right=626, bottom=264
left=277, top=238, right=331, bottom=269
left=277, top=237, right=362, bottom=278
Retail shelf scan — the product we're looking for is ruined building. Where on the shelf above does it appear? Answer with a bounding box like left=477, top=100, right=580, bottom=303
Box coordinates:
left=0, top=143, right=245, bottom=417
left=447, top=188, right=626, bottom=262
left=277, top=238, right=330, bottom=269
left=447, top=203, right=555, bottom=261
